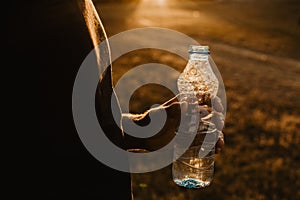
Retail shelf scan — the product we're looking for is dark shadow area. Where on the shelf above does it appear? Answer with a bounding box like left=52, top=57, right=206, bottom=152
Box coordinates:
left=10, top=0, right=133, bottom=198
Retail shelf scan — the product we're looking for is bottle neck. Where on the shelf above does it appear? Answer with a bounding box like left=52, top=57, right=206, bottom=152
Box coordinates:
left=189, top=53, right=209, bottom=61
left=188, top=45, right=210, bottom=60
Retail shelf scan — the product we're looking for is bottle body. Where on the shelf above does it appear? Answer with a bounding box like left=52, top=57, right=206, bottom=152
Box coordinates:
left=172, top=45, right=218, bottom=188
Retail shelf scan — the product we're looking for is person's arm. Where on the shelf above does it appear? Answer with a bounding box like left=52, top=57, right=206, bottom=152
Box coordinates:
left=122, top=96, right=225, bottom=153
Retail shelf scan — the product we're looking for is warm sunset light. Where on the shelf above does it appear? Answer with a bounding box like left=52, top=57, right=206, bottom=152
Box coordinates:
left=156, top=0, right=167, bottom=6
left=129, top=0, right=168, bottom=26
left=83, top=0, right=111, bottom=81
left=140, top=0, right=167, bottom=7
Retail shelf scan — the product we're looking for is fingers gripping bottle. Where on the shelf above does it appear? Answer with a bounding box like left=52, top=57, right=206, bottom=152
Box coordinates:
left=172, top=45, right=219, bottom=188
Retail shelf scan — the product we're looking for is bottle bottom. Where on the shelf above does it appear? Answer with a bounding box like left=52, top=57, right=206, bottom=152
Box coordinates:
left=173, top=178, right=211, bottom=189
left=172, top=156, right=214, bottom=189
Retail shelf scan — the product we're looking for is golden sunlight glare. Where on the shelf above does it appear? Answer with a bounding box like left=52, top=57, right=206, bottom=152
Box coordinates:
left=157, top=0, right=166, bottom=6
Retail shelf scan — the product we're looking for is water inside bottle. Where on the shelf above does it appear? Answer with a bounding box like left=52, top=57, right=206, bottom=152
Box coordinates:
left=173, top=140, right=215, bottom=188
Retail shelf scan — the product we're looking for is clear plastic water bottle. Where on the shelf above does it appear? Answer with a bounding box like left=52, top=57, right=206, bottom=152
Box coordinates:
left=172, top=45, right=219, bottom=188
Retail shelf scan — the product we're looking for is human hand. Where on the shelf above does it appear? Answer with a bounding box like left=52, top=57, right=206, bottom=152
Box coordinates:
left=211, top=96, right=225, bottom=154
left=121, top=95, right=225, bottom=153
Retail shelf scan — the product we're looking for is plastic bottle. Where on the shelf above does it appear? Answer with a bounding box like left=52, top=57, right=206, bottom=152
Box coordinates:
left=172, top=45, right=219, bottom=188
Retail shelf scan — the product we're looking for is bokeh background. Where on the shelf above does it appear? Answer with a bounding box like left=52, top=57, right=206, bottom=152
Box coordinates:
left=28, top=0, right=300, bottom=199
left=94, top=0, right=300, bottom=199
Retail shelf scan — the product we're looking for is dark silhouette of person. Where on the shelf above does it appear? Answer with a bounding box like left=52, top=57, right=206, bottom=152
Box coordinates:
left=31, top=0, right=132, bottom=198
